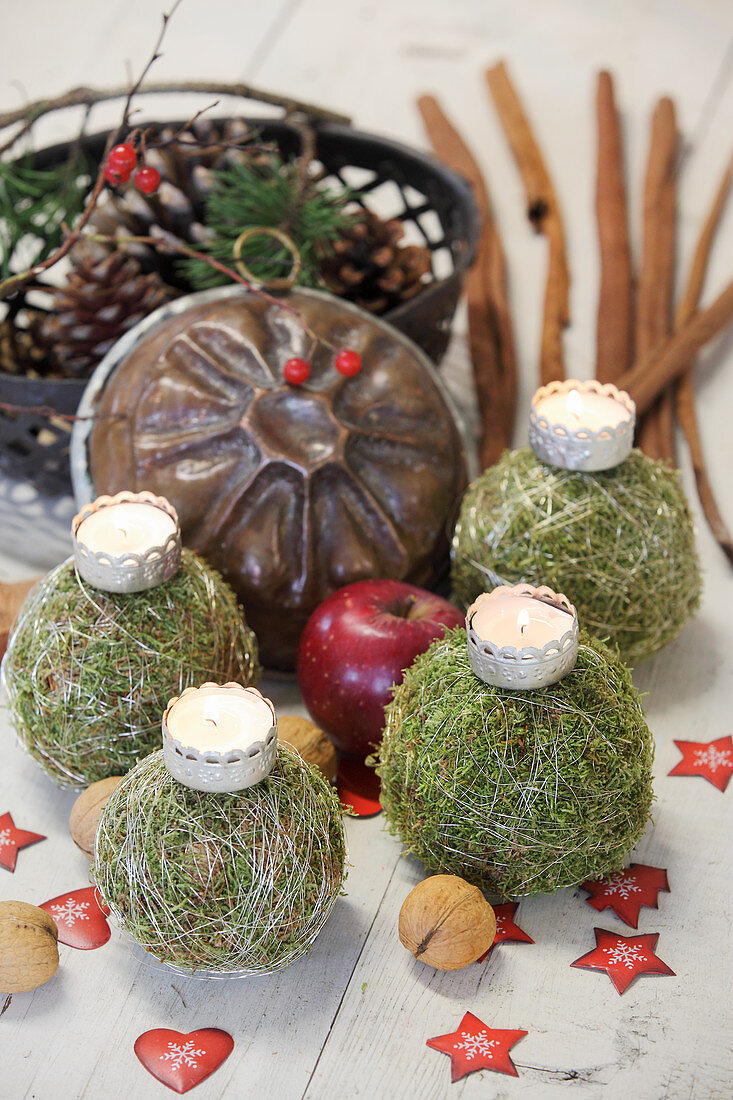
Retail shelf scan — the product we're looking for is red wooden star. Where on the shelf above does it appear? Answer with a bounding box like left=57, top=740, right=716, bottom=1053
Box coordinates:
left=426, top=1011, right=527, bottom=1082
left=477, top=902, right=534, bottom=962
left=571, top=928, right=675, bottom=994
left=0, top=811, right=45, bottom=872
left=580, top=864, right=670, bottom=928
left=668, top=736, right=733, bottom=792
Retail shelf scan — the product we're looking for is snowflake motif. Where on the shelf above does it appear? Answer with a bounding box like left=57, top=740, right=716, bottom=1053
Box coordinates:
left=601, top=873, right=643, bottom=899
left=602, top=942, right=648, bottom=969
left=694, top=746, right=733, bottom=773
left=160, top=1040, right=207, bottom=1070
left=50, top=899, right=90, bottom=927
left=454, top=1031, right=498, bottom=1061
left=0, top=828, right=11, bottom=847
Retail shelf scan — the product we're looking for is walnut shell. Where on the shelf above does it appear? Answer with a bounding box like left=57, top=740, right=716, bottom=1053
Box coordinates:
left=69, top=776, right=124, bottom=859
left=0, top=901, right=59, bottom=993
left=398, top=874, right=496, bottom=971
left=84, top=287, right=469, bottom=669
left=278, top=714, right=337, bottom=782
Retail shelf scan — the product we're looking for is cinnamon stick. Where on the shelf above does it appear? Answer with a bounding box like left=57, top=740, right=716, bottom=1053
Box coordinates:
left=486, top=61, right=569, bottom=385
left=417, top=95, right=517, bottom=467
left=675, top=158, right=733, bottom=563
left=595, top=71, right=633, bottom=383
left=636, top=97, right=678, bottom=463
left=618, top=278, right=733, bottom=413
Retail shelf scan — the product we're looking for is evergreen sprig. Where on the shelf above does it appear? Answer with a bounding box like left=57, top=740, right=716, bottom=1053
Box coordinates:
left=180, top=155, right=353, bottom=291
left=0, top=153, right=91, bottom=281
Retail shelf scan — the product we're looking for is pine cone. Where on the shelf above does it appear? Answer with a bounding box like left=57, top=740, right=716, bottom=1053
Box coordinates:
left=0, top=313, right=55, bottom=377
left=87, top=118, right=258, bottom=288
left=320, top=210, right=432, bottom=314
left=34, top=244, right=175, bottom=379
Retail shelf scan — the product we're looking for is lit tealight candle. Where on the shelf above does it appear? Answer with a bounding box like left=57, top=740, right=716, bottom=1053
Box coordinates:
left=466, top=584, right=579, bottom=690
left=529, top=380, right=635, bottom=471
left=163, top=683, right=278, bottom=792
left=72, top=491, right=181, bottom=593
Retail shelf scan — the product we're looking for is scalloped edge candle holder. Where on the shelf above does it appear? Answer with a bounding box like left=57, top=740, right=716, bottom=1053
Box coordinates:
left=162, top=683, right=278, bottom=793
left=466, top=584, right=579, bottom=690
left=72, top=491, right=181, bottom=593
left=529, top=380, right=636, bottom=471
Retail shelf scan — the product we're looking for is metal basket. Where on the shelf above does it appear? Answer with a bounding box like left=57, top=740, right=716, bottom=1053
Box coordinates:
left=0, top=117, right=480, bottom=497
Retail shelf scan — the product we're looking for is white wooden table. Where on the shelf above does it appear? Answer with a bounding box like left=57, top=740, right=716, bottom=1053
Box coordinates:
left=2, top=3, right=732, bottom=1097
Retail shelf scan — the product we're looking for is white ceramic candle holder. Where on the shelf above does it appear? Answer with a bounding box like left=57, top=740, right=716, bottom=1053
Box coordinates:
left=72, top=491, right=181, bottom=593
left=466, top=584, right=579, bottom=690
left=529, top=380, right=636, bottom=471
left=162, top=683, right=278, bottom=793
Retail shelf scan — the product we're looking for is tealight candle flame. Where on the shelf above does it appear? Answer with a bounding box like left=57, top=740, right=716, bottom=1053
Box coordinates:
left=517, top=608, right=530, bottom=635
left=567, top=388, right=583, bottom=421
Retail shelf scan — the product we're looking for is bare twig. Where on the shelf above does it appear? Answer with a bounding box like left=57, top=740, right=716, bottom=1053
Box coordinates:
left=595, top=71, right=633, bottom=383
left=417, top=94, right=517, bottom=468
left=0, top=81, right=350, bottom=148
left=486, top=60, right=569, bottom=385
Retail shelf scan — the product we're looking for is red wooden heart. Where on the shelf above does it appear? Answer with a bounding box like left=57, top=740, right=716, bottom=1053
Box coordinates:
left=134, top=1029, right=234, bottom=1093
left=39, top=886, right=111, bottom=949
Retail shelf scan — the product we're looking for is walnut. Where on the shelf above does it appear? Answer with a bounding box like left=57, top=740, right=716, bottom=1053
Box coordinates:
left=398, top=874, right=496, bottom=971
left=278, top=715, right=337, bottom=782
left=69, top=776, right=124, bottom=858
left=0, top=901, right=59, bottom=993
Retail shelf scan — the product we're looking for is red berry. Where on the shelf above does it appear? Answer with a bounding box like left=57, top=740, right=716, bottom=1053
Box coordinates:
left=334, top=348, right=362, bottom=377
left=107, top=143, right=137, bottom=175
left=134, top=166, right=161, bottom=195
left=283, top=357, right=311, bottom=385
left=103, top=163, right=125, bottom=187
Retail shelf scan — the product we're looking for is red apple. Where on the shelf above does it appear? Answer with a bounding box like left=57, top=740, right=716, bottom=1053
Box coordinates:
left=297, top=579, right=464, bottom=756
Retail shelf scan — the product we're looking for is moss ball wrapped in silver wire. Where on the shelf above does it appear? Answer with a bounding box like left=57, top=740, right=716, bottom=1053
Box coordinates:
left=376, top=627, right=654, bottom=898
left=451, top=448, right=701, bottom=663
left=2, top=550, right=259, bottom=788
left=93, top=744, right=347, bottom=975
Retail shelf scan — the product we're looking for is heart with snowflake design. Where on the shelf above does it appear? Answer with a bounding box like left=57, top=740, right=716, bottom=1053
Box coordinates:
left=427, top=1011, right=527, bottom=1082
left=580, top=864, right=670, bottom=928
left=39, top=887, right=111, bottom=950
left=477, top=902, right=534, bottom=962
left=0, top=810, right=45, bottom=872
left=571, top=928, right=675, bottom=994
left=135, top=1029, right=234, bottom=1093
left=668, top=736, right=733, bottom=791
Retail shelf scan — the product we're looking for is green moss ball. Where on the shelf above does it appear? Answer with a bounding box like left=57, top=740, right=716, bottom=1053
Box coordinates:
left=377, top=627, right=654, bottom=897
left=3, top=550, right=260, bottom=788
left=93, top=745, right=347, bottom=975
left=451, top=448, right=701, bottom=663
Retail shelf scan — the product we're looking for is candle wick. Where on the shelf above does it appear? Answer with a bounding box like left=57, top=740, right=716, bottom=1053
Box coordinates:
left=205, top=717, right=218, bottom=727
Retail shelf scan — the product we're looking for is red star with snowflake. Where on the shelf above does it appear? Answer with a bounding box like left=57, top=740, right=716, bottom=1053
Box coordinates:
left=668, top=736, right=733, bottom=792
left=0, top=810, right=45, bottom=872
left=426, top=1011, right=527, bottom=1082
left=580, top=864, right=670, bottom=928
left=477, top=902, right=534, bottom=962
left=571, top=928, right=675, bottom=994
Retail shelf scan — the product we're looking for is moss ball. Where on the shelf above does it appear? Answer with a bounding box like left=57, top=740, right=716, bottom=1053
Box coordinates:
left=3, top=550, right=259, bottom=788
left=93, top=745, right=347, bottom=975
left=451, top=448, right=701, bottom=663
left=377, top=627, right=654, bottom=897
